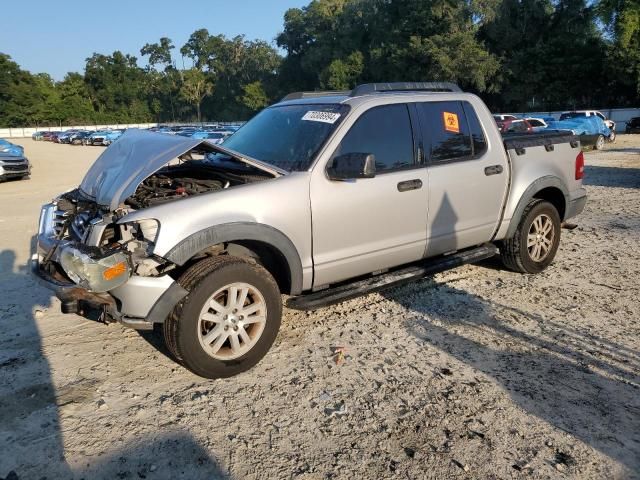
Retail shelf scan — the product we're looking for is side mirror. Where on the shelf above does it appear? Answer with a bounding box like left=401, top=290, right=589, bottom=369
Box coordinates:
left=327, top=153, right=376, bottom=180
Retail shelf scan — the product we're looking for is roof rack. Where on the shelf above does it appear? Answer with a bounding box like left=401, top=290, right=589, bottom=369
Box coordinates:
left=281, top=91, right=350, bottom=102
left=349, top=82, right=462, bottom=96
left=280, top=82, right=462, bottom=103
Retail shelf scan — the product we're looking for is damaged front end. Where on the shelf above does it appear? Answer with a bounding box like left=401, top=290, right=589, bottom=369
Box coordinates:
left=32, top=129, right=280, bottom=328
left=31, top=188, right=183, bottom=328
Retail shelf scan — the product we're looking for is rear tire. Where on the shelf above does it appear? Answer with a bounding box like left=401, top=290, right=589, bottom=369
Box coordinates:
left=499, top=199, right=561, bottom=274
left=163, top=256, right=282, bottom=379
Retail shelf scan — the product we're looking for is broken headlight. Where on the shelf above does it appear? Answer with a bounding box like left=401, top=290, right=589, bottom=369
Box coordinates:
left=59, top=246, right=131, bottom=292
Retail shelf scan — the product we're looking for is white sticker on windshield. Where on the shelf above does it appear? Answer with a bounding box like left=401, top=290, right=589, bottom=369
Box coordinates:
left=302, top=111, right=341, bottom=124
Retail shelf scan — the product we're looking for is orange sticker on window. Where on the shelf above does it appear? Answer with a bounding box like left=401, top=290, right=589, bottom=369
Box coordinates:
left=443, top=111, right=460, bottom=133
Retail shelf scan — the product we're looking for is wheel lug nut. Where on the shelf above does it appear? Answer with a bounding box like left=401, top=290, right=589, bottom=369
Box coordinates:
left=233, top=326, right=239, bottom=331
left=224, top=326, right=229, bottom=331
left=232, top=308, right=238, bottom=313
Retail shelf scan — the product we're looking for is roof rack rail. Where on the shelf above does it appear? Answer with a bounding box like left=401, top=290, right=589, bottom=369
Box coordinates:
left=349, top=82, right=462, bottom=96
left=281, top=91, right=350, bottom=102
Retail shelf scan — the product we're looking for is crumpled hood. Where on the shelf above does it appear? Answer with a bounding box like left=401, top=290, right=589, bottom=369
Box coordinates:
left=79, top=129, right=285, bottom=211
left=79, top=129, right=201, bottom=211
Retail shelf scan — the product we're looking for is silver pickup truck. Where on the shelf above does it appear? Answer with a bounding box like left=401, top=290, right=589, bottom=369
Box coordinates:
left=32, top=82, right=587, bottom=378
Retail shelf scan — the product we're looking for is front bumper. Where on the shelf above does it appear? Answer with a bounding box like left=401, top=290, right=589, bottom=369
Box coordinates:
left=32, top=203, right=187, bottom=325
left=0, top=158, right=31, bottom=178
left=30, top=253, right=118, bottom=315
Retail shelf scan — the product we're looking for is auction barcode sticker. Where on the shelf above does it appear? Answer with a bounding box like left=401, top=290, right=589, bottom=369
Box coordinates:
left=302, top=111, right=341, bottom=124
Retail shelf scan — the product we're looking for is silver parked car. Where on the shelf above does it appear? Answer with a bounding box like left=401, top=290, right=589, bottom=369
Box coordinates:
left=0, top=152, right=31, bottom=181
left=33, top=82, right=587, bottom=378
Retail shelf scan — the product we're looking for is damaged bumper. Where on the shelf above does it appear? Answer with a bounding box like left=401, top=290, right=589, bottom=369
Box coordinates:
left=32, top=203, right=187, bottom=328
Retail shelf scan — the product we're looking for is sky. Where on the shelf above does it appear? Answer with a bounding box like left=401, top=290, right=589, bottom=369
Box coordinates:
left=0, top=0, right=309, bottom=80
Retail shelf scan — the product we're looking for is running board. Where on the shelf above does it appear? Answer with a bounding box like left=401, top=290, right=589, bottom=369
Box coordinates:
left=286, top=244, right=498, bottom=311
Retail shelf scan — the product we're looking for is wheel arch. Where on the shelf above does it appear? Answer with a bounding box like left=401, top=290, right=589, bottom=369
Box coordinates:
left=506, top=176, right=568, bottom=239
left=163, top=222, right=303, bottom=295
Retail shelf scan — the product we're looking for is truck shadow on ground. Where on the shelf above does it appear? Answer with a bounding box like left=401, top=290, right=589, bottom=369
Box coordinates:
left=0, top=250, right=229, bottom=480
left=383, top=278, right=640, bottom=474
left=584, top=165, right=640, bottom=189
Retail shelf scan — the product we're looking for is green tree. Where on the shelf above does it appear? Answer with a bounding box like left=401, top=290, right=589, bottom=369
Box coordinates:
left=240, top=81, right=269, bottom=112
left=180, top=68, right=213, bottom=121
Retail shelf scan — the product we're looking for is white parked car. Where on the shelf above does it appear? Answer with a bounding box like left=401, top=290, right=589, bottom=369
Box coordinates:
left=524, top=117, right=549, bottom=129
left=493, top=114, right=518, bottom=122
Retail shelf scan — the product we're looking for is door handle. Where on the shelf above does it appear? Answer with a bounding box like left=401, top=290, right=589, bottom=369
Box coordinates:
left=397, top=179, right=423, bottom=192
left=484, top=165, right=503, bottom=176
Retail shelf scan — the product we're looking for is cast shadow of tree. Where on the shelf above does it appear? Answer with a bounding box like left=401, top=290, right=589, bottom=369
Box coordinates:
left=0, top=249, right=229, bottom=479
left=382, top=278, right=640, bottom=474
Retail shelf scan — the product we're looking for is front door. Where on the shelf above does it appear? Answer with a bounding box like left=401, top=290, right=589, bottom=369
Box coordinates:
left=310, top=103, right=429, bottom=287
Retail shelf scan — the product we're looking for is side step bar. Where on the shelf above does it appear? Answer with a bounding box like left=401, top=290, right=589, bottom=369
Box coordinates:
left=286, top=244, right=498, bottom=311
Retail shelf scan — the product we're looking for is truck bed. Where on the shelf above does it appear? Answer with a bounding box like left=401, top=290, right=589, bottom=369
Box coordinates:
left=502, top=130, right=577, bottom=150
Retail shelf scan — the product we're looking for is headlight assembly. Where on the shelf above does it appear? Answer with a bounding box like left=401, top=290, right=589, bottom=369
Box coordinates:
left=60, top=246, right=131, bottom=292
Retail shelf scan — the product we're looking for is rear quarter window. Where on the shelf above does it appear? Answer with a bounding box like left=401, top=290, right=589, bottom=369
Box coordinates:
left=418, top=101, right=487, bottom=163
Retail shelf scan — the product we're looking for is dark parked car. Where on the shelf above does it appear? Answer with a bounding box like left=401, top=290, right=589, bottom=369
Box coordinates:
left=69, top=131, right=94, bottom=145
left=625, top=117, right=640, bottom=134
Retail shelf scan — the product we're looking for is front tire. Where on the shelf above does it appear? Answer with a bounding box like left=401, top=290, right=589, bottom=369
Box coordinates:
left=594, top=135, right=605, bottom=150
left=164, top=256, right=282, bottom=379
left=499, top=199, right=561, bottom=274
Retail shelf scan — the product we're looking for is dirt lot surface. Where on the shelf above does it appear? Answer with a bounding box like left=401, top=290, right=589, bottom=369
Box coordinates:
left=0, top=136, right=639, bottom=480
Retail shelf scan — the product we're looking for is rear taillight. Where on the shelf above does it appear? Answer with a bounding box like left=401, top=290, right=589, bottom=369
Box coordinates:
left=575, top=151, right=584, bottom=180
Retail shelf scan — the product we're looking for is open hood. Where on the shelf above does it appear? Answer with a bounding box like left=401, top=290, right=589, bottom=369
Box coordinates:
left=79, top=129, right=284, bottom=211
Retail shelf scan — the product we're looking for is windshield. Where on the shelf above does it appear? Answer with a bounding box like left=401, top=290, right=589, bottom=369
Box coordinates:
left=560, top=112, right=585, bottom=120
left=217, top=103, right=349, bottom=171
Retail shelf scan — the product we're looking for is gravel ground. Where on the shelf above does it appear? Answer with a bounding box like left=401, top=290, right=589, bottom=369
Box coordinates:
left=0, top=136, right=638, bottom=480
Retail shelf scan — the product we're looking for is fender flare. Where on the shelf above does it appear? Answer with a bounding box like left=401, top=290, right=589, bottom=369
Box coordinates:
left=163, top=222, right=303, bottom=295
left=506, top=176, right=569, bottom=239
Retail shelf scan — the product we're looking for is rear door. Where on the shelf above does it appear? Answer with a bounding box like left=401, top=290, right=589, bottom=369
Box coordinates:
left=416, top=100, right=509, bottom=256
left=310, top=103, right=429, bottom=286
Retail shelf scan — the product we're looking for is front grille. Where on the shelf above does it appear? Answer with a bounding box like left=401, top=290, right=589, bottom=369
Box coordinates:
left=3, top=164, right=28, bottom=172
left=53, top=210, right=71, bottom=238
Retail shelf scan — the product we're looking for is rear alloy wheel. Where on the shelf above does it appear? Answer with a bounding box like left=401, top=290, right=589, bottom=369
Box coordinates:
left=164, top=256, right=282, bottom=379
left=595, top=134, right=605, bottom=150
left=499, top=199, right=561, bottom=274
left=526, top=213, right=555, bottom=262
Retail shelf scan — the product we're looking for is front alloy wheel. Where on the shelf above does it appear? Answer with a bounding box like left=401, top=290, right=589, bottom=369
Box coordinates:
left=164, top=256, right=282, bottom=379
left=197, top=282, right=267, bottom=360
left=595, top=135, right=605, bottom=150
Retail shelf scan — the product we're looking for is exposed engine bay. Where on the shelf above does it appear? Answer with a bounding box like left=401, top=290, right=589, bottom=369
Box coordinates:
left=125, top=159, right=270, bottom=209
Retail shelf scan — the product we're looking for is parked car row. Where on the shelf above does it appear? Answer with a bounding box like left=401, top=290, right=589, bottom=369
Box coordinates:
left=493, top=110, right=619, bottom=150
left=32, top=129, right=124, bottom=146
left=148, top=124, right=241, bottom=144
left=0, top=138, right=31, bottom=182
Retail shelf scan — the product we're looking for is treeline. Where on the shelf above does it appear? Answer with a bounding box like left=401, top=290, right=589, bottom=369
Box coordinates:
left=1, top=0, right=638, bottom=127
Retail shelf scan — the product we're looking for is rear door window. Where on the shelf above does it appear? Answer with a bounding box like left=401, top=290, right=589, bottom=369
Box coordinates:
left=332, top=103, right=415, bottom=172
left=418, top=101, right=487, bottom=163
